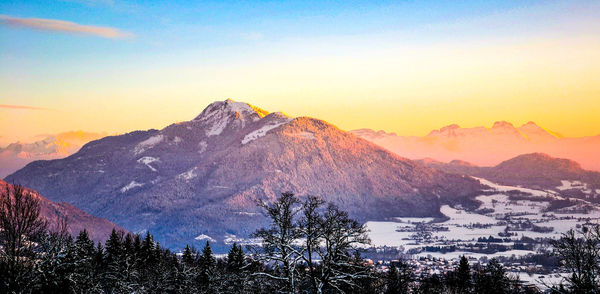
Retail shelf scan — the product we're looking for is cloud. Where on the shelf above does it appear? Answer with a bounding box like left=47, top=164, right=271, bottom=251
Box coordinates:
left=0, top=15, right=132, bottom=39
left=0, top=104, right=52, bottom=111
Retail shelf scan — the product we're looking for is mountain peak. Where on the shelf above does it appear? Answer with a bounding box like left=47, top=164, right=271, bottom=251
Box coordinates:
left=518, top=121, right=560, bottom=139
left=192, top=99, right=271, bottom=136
left=194, top=99, right=269, bottom=122
left=440, top=124, right=461, bottom=131
left=491, top=121, right=515, bottom=129
left=495, top=152, right=585, bottom=176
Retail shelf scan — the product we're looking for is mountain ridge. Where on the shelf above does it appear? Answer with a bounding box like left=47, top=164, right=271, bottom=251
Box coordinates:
left=0, top=180, right=125, bottom=242
left=421, top=153, right=600, bottom=193
left=6, top=99, right=484, bottom=249
left=351, top=122, right=600, bottom=171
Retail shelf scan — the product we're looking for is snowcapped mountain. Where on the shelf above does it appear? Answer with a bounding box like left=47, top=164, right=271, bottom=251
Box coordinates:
left=0, top=131, right=106, bottom=178
left=0, top=180, right=125, bottom=242
left=351, top=122, right=600, bottom=171
left=6, top=99, right=483, bottom=249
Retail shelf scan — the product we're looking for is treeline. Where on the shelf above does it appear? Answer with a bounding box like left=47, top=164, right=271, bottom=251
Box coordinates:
left=1, top=185, right=598, bottom=293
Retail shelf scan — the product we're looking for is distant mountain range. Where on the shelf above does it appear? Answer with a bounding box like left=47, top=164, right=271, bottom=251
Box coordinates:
left=0, top=180, right=124, bottom=242
left=5, top=99, right=483, bottom=249
left=419, top=153, right=600, bottom=196
left=0, top=131, right=107, bottom=178
left=351, top=121, right=600, bottom=171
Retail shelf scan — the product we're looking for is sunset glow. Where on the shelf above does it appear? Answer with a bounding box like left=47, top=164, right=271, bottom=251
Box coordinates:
left=1, top=1, right=599, bottom=146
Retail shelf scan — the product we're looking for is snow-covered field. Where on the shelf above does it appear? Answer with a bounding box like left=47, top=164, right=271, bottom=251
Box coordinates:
left=366, top=177, right=600, bottom=257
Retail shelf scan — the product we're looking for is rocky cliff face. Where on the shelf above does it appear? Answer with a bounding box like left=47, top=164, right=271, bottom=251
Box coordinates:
left=6, top=99, right=483, bottom=249
left=0, top=180, right=125, bottom=242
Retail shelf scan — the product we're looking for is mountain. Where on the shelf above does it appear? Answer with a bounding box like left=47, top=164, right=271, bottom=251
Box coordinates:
left=0, top=180, right=125, bottom=242
left=351, top=122, right=600, bottom=172
left=0, top=131, right=107, bottom=178
left=6, top=99, right=483, bottom=250
left=422, top=153, right=600, bottom=194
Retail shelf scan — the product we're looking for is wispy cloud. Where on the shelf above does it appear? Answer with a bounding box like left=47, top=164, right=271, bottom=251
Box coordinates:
left=0, top=104, right=52, bottom=111
left=0, top=15, right=132, bottom=39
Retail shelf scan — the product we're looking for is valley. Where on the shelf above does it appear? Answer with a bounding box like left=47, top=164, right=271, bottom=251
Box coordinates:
left=365, top=177, right=600, bottom=288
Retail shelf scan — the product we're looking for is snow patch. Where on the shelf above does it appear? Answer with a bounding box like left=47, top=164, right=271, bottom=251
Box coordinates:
left=134, top=134, right=164, bottom=155
left=236, top=211, right=259, bottom=216
left=198, top=141, right=207, bottom=153
left=137, top=156, right=159, bottom=172
left=223, top=233, right=261, bottom=246
left=556, top=180, right=585, bottom=191
left=194, top=234, right=216, bottom=242
left=121, top=181, right=144, bottom=193
left=172, top=136, right=182, bottom=144
left=242, top=118, right=292, bottom=144
left=229, top=101, right=255, bottom=114
left=178, top=167, right=197, bottom=181
left=476, top=177, right=558, bottom=198
left=207, top=117, right=228, bottom=136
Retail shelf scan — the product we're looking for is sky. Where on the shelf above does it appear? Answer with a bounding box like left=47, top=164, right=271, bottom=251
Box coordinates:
left=1, top=0, right=599, bottom=146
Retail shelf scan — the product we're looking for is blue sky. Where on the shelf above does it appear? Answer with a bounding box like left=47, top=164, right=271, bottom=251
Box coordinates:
left=1, top=0, right=599, bottom=144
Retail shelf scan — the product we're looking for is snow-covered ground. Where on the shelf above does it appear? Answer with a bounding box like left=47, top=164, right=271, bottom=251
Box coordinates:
left=366, top=177, right=600, bottom=257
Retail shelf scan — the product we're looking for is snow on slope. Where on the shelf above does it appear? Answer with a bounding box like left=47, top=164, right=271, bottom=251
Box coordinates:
left=178, top=167, right=198, bottom=181
left=242, top=114, right=293, bottom=144
left=121, top=181, right=144, bottom=193
left=137, top=156, right=159, bottom=172
left=134, top=135, right=164, bottom=155
left=194, top=234, right=216, bottom=242
left=476, top=177, right=559, bottom=198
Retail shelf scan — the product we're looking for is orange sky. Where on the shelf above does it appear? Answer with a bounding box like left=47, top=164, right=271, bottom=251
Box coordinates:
left=1, top=1, right=599, bottom=146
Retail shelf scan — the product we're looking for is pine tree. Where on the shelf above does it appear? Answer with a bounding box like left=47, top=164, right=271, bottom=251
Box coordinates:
left=473, top=258, right=510, bottom=294
left=199, top=241, right=216, bottom=289
left=36, top=233, right=76, bottom=293
left=72, top=230, right=101, bottom=293
left=182, top=245, right=196, bottom=266
left=456, top=255, right=472, bottom=293
left=140, top=231, right=156, bottom=265
left=180, top=245, right=199, bottom=293
left=385, top=264, right=400, bottom=294
left=103, top=229, right=128, bottom=293
left=418, top=274, right=446, bottom=294
left=226, top=243, right=245, bottom=273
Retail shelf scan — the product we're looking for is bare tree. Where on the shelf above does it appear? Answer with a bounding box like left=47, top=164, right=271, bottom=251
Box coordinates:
left=0, top=184, right=48, bottom=291
left=298, top=195, right=325, bottom=293
left=253, top=193, right=372, bottom=294
left=313, top=204, right=371, bottom=293
left=550, top=226, right=600, bottom=292
left=253, top=192, right=303, bottom=293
